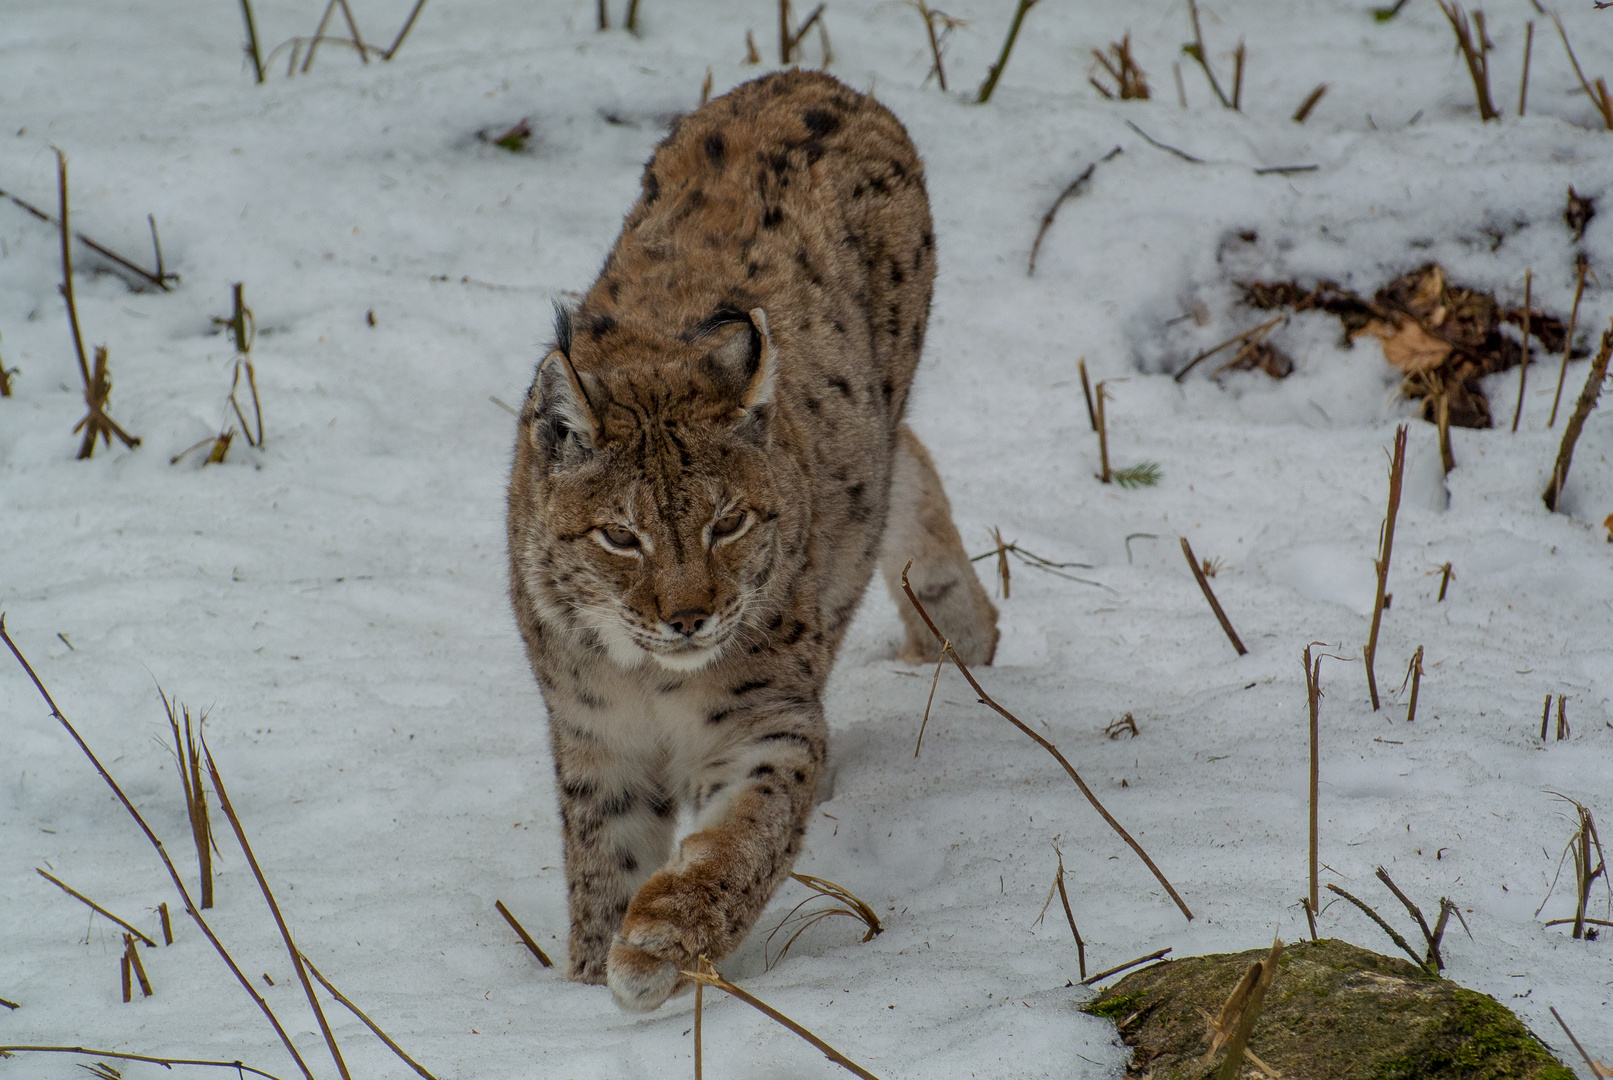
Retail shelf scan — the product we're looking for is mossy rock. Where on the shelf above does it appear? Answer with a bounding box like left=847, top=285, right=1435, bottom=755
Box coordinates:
left=1083, top=939, right=1571, bottom=1080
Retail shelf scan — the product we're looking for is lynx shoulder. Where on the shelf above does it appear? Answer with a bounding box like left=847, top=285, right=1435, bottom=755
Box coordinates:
left=506, top=70, right=996, bottom=1011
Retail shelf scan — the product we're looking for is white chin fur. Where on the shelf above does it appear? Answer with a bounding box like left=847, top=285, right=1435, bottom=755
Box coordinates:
left=651, top=644, right=723, bottom=672
left=597, top=624, right=652, bottom=669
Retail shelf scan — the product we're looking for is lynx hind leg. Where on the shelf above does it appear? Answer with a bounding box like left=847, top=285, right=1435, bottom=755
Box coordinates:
left=879, top=425, right=999, bottom=666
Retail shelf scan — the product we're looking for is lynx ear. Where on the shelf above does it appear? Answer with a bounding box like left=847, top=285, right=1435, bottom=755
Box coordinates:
left=531, top=347, right=602, bottom=459
left=699, top=308, right=775, bottom=444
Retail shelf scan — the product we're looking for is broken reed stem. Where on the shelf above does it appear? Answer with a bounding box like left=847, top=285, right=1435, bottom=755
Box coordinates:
left=494, top=899, right=554, bottom=967
left=161, top=690, right=214, bottom=910
left=1544, top=319, right=1613, bottom=512
left=1173, top=315, right=1284, bottom=382
left=976, top=0, right=1040, bottom=105
left=1404, top=645, right=1424, bottom=723
left=1438, top=1, right=1499, bottom=121
left=1054, top=849, right=1087, bottom=979
left=35, top=869, right=157, bottom=947
left=1436, top=388, right=1455, bottom=474
left=625, top=0, right=641, bottom=34
left=1512, top=269, right=1532, bottom=433
left=300, top=954, right=440, bottom=1080
left=1181, top=537, right=1247, bottom=656
left=1215, top=938, right=1281, bottom=1080
left=1549, top=1007, right=1607, bottom=1080
left=121, top=951, right=132, bottom=1003
left=124, top=934, right=153, bottom=997
left=1293, top=83, right=1327, bottom=122
left=1550, top=261, right=1588, bottom=428
left=1078, top=358, right=1097, bottom=431
left=55, top=151, right=90, bottom=390
left=1550, top=14, right=1613, bottom=130
left=992, top=527, right=1011, bottom=598
left=1543, top=917, right=1613, bottom=928
left=1558, top=695, right=1569, bottom=742
left=694, top=973, right=704, bottom=1080
left=914, top=640, right=949, bottom=757
left=239, top=0, right=266, bottom=82
left=900, top=564, right=1195, bottom=920
left=1184, top=0, right=1231, bottom=108
left=1518, top=21, right=1534, bottom=116
left=160, top=902, right=173, bottom=945
left=1364, top=424, right=1408, bottom=711
left=682, top=960, right=882, bottom=1080
left=1541, top=694, right=1553, bottom=742
left=1374, top=866, right=1441, bottom=969
left=204, top=744, right=351, bottom=1080
left=0, top=1048, right=285, bottom=1080
left=0, top=617, right=317, bottom=1080
left=767, top=874, right=883, bottom=968
left=383, top=0, right=428, bottom=58
left=1230, top=41, right=1246, bottom=112
left=1304, top=646, right=1321, bottom=917
left=0, top=185, right=173, bottom=290
left=1437, top=562, right=1453, bottom=601
left=1325, top=884, right=1430, bottom=972
left=1081, top=947, right=1172, bottom=986
left=1094, top=381, right=1112, bottom=482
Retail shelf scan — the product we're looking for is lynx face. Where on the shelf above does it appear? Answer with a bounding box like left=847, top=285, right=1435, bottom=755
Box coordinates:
left=516, top=311, right=792, bottom=673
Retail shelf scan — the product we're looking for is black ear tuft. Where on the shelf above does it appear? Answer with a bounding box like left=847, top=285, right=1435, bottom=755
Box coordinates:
left=552, top=301, right=574, bottom=358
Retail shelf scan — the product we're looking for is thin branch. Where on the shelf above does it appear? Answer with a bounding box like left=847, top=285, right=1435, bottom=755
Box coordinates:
left=900, top=565, right=1194, bottom=921
left=1124, top=120, right=1205, bottom=164
left=34, top=869, right=156, bottom=947
left=1081, top=947, right=1173, bottom=985
left=1325, top=883, right=1431, bottom=973
left=1364, top=425, right=1408, bottom=710
left=1180, top=537, right=1247, bottom=655
left=0, top=617, right=316, bottom=1080
left=976, top=0, right=1040, bottom=104
left=1027, top=147, right=1122, bottom=276
left=495, top=900, right=554, bottom=967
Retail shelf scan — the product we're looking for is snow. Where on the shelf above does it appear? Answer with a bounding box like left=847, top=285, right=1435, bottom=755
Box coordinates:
left=3, top=1, right=1611, bottom=1077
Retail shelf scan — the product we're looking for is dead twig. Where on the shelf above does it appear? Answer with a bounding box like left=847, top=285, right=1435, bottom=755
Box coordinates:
left=682, top=959, right=882, bottom=1080
left=239, top=0, right=266, bottom=82
left=1549, top=13, right=1613, bottom=129
left=1078, top=358, right=1097, bottom=430
left=1512, top=269, right=1533, bottom=432
left=299, top=955, right=440, bottom=1080
left=1550, top=1007, right=1613, bottom=1080
left=1325, top=883, right=1430, bottom=972
left=0, top=1048, right=285, bottom=1079
left=1081, top=947, right=1173, bottom=986
left=1180, top=537, right=1246, bottom=656
left=1183, top=0, right=1233, bottom=109
left=494, top=900, right=554, bottom=967
left=1124, top=120, right=1205, bottom=165
left=1090, top=35, right=1149, bottom=100
left=1173, top=315, right=1283, bottom=382
left=0, top=184, right=175, bottom=291
left=765, top=873, right=882, bottom=969
left=124, top=934, right=153, bottom=997
left=778, top=0, right=827, bottom=66
left=976, top=0, right=1041, bottom=104
left=1437, top=2, right=1500, bottom=121
left=35, top=869, right=156, bottom=947
left=908, top=1, right=964, bottom=92
left=900, top=564, right=1195, bottom=921
left=1033, top=843, right=1087, bottom=978
left=382, top=0, right=429, bottom=59
left=1293, top=83, right=1327, bottom=122
left=1550, top=257, right=1589, bottom=427
left=1544, top=319, right=1613, bottom=512
left=914, top=639, right=950, bottom=757
left=0, top=617, right=317, bottom=1080
left=1519, top=20, right=1534, bottom=115
left=1401, top=645, right=1424, bottom=723
left=1028, top=147, right=1122, bottom=276
left=1364, top=425, right=1408, bottom=710
left=159, top=689, right=215, bottom=909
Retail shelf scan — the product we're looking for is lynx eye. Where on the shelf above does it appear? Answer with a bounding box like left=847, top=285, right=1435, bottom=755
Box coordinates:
left=599, top=525, right=641, bottom=550
left=711, top=509, right=748, bottom=540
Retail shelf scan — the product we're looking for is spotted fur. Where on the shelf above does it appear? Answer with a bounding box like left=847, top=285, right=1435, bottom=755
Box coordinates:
left=507, top=70, right=997, bottom=1011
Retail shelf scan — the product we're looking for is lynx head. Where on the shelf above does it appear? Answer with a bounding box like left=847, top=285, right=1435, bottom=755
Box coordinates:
left=513, top=305, right=795, bottom=673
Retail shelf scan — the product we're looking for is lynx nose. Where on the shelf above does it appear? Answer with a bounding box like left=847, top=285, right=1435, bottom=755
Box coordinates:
left=666, top=610, right=710, bottom=637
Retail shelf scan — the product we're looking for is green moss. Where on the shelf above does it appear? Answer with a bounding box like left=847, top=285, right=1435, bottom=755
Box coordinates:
left=1081, top=991, right=1144, bottom=1020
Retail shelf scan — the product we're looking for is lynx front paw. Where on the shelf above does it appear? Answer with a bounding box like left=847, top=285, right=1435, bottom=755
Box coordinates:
left=607, top=928, right=688, bottom=1012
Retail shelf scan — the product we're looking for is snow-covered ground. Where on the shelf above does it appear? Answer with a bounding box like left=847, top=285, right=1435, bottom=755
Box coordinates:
left=3, top=1, right=1612, bottom=1076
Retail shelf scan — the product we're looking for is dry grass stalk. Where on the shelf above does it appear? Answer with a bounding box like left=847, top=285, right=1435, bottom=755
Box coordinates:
left=700, top=67, right=713, bottom=107
left=766, top=873, right=883, bottom=969
left=204, top=744, right=352, bottom=1080
left=1550, top=257, right=1589, bottom=427
left=1549, top=1007, right=1613, bottom=1080
left=1537, top=794, right=1608, bottom=939
left=913, top=638, right=950, bottom=757
left=1401, top=645, right=1424, bottom=723
left=35, top=869, right=156, bottom=947
left=625, top=0, right=641, bottom=34
left=1230, top=41, right=1246, bottom=111
left=159, top=902, right=172, bottom=945
left=1325, top=884, right=1430, bottom=971
left=1549, top=14, right=1613, bottom=129
left=0, top=1048, right=285, bottom=1079
left=968, top=540, right=1107, bottom=589
left=56, top=152, right=140, bottom=460
left=1078, top=358, right=1097, bottom=430
left=124, top=934, right=153, bottom=997
left=991, top=527, right=1011, bottom=598
left=121, top=952, right=131, bottom=1003
left=1172, top=61, right=1187, bottom=107
left=1183, top=0, right=1234, bottom=109
left=1541, top=693, right=1553, bottom=742
left=694, top=960, right=704, bottom=1080
left=901, top=564, right=1194, bottom=919
left=682, top=957, right=882, bottom=1080
left=1304, top=646, right=1321, bottom=918
left=1105, top=713, right=1139, bottom=739
left=1028, top=148, right=1121, bottom=276
left=908, top=1, right=965, bottom=92
left=0, top=184, right=173, bottom=291
left=1180, top=537, right=1246, bottom=656
left=1081, top=947, right=1172, bottom=986
left=1512, top=269, right=1533, bottom=432
left=1437, top=561, right=1453, bottom=601
left=778, top=0, right=828, bottom=66
left=0, top=331, right=14, bottom=396
left=1544, top=318, right=1613, bottom=511
left=1173, top=315, right=1284, bottom=382
left=228, top=283, right=263, bottom=448
left=1435, top=384, right=1455, bottom=473
left=382, top=0, right=429, bottom=60
left=976, top=0, right=1041, bottom=104
left=0, top=618, right=317, bottom=1080
left=494, top=899, right=554, bottom=967
left=1437, top=2, right=1499, bottom=121
left=306, top=0, right=369, bottom=71
left=0, top=997, right=19, bottom=1010
left=1518, top=20, right=1534, bottom=115
left=1205, top=937, right=1281, bottom=1080
left=239, top=0, right=266, bottom=82
left=598, top=0, right=608, bottom=29
left=1374, top=867, right=1446, bottom=970
left=744, top=29, right=761, bottom=64
left=1293, top=83, right=1327, bottom=122
left=1364, top=424, right=1408, bottom=711
left=300, top=954, right=440, bottom=1080
left=1094, top=380, right=1112, bottom=482
left=160, top=690, right=215, bottom=909
left=1033, top=844, right=1087, bottom=978
left=1090, top=35, right=1149, bottom=100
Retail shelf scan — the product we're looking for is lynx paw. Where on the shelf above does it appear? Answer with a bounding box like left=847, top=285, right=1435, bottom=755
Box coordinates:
left=607, top=929, right=688, bottom=1012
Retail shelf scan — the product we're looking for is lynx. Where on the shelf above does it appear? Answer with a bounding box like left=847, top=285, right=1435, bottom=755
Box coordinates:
left=506, top=70, right=997, bottom=1012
